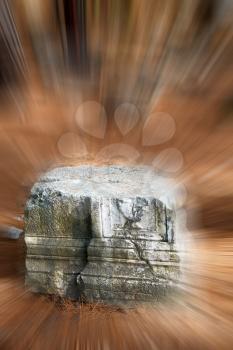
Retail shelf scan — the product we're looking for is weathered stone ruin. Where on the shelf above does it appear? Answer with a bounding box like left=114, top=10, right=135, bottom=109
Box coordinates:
left=25, top=166, right=180, bottom=305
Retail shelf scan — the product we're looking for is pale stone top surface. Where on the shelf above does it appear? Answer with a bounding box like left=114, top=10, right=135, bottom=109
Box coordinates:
left=33, top=165, right=177, bottom=203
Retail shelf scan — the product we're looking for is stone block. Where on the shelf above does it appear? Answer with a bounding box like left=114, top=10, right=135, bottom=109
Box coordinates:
left=24, top=165, right=180, bottom=305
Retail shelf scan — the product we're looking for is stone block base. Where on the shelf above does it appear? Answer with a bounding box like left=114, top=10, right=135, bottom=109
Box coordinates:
left=25, top=165, right=180, bottom=305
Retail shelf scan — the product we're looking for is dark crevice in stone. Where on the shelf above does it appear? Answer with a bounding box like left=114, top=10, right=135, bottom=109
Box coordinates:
left=76, top=273, right=86, bottom=299
left=116, top=198, right=157, bottom=279
left=125, top=230, right=156, bottom=279
left=78, top=196, right=92, bottom=300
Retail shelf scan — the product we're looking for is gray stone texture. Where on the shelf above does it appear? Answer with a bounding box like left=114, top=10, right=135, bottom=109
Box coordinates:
left=25, top=165, right=180, bottom=305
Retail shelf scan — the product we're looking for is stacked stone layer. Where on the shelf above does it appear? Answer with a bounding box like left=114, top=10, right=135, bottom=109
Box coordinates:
left=25, top=166, right=180, bottom=305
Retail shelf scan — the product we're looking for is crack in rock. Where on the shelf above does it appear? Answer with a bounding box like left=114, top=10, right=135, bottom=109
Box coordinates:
left=116, top=198, right=156, bottom=279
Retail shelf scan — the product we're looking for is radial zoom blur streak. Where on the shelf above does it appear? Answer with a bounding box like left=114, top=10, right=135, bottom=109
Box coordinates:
left=0, top=0, right=233, bottom=349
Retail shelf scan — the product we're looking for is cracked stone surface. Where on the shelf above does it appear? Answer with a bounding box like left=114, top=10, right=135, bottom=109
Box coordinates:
left=25, top=165, right=180, bottom=305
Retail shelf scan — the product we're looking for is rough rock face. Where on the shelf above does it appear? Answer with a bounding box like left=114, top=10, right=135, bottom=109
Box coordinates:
left=25, top=166, right=180, bottom=305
